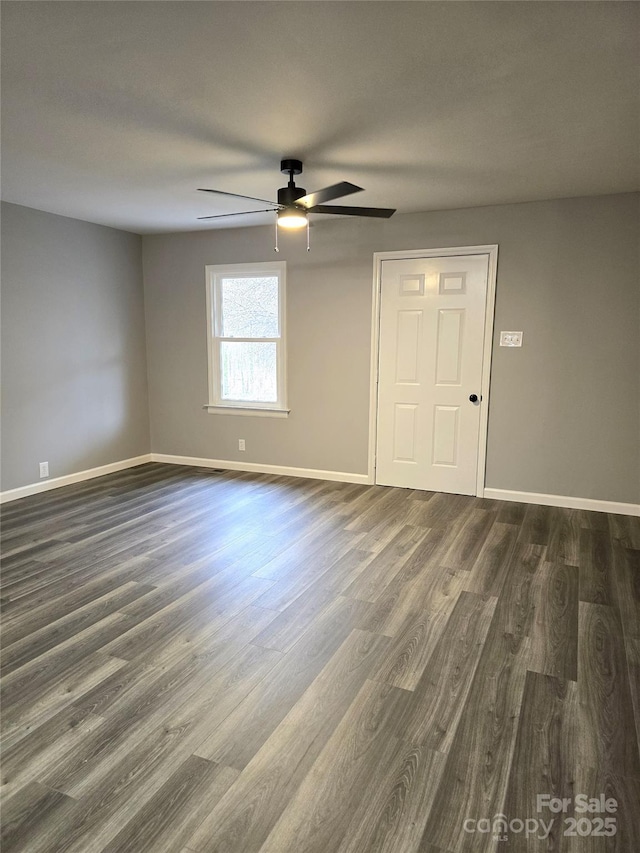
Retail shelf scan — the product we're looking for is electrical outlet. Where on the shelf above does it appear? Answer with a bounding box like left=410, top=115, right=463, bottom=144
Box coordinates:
left=39, top=461, right=49, bottom=478
left=238, top=439, right=246, bottom=451
left=500, top=331, right=523, bottom=347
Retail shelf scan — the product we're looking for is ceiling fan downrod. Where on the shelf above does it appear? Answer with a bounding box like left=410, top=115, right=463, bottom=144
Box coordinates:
left=277, top=159, right=306, bottom=208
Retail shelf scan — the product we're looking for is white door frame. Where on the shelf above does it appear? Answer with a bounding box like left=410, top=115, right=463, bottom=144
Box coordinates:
left=368, top=245, right=499, bottom=495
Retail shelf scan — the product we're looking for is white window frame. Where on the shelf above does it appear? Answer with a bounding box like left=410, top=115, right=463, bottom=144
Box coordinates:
left=204, top=261, right=289, bottom=417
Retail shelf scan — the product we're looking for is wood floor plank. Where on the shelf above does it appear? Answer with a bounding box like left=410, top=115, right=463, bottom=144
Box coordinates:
left=496, top=499, right=527, bottom=526
left=1, top=551, right=155, bottom=623
left=251, top=584, right=335, bottom=651
left=568, top=767, right=640, bottom=853
left=371, top=607, right=453, bottom=692
left=256, top=679, right=412, bottom=853
left=391, top=591, right=498, bottom=751
left=407, top=488, right=435, bottom=502
left=251, top=525, right=358, bottom=582
left=335, top=743, right=446, bottom=853
left=0, top=612, right=139, bottom=716
left=316, top=547, right=378, bottom=593
left=578, top=529, right=616, bottom=606
left=148, top=602, right=279, bottom=671
left=502, top=671, right=578, bottom=852
left=342, top=525, right=430, bottom=603
left=0, top=466, right=636, bottom=853
left=377, top=564, right=468, bottom=640
left=70, top=657, right=163, bottom=720
left=18, top=731, right=199, bottom=852
left=251, top=530, right=364, bottom=611
left=359, top=532, right=465, bottom=637
left=49, top=699, right=259, bottom=852
left=184, top=629, right=389, bottom=853
left=43, top=642, right=282, bottom=799
left=354, top=516, right=411, bottom=556
left=0, top=651, right=126, bottom=749
left=440, top=507, right=497, bottom=571
left=100, top=756, right=238, bottom=853
left=23, top=672, right=250, bottom=853
left=1, top=559, right=70, bottom=598
left=342, top=485, right=405, bottom=532
left=608, top=512, right=640, bottom=549
left=612, top=542, right=640, bottom=640
left=625, top=636, right=640, bottom=750
left=2, top=537, right=163, bottom=607
left=1, top=705, right=105, bottom=804
left=407, top=491, right=472, bottom=528
left=528, top=560, right=579, bottom=680
left=465, top=521, right=520, bottom=597
left=420, top=624, right=531, bottom=852
left=519, top=502, right=552, bottom=546
left=194, top=596, right=370, bottom=769
left=546, top=507, right=581, bottom=567
left=379, top=525, right=450, bottom=589
left=0, top=781, right=76, bottom=853
left=0, top=581, right=155, bottom=676
left=104, top=573, right=274, bottom=662
left=490, top=542, right=546, bottom=639
left=576, top=602, right=640, bottom=780
left=580, top=509, right=610, bottom=531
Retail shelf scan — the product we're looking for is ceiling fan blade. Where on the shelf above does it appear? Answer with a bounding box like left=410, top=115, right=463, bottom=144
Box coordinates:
left=308, top=204, right=396, bottom=219
left=198, top=188, right=280, bottom=206
left=295, top=181, right=363, bottom=209
left=197, top=209, right=278, bottom=220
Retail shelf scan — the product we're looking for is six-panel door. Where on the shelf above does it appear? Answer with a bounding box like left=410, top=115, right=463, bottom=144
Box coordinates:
left=375, top=254, right=490, bottom=494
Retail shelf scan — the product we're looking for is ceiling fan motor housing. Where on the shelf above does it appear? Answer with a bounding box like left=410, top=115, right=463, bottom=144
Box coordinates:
left=277, top=184, right=306, bottom=206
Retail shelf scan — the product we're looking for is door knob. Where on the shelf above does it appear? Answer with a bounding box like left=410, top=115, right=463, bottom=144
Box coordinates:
left=469, top=394, right=479, bottom=403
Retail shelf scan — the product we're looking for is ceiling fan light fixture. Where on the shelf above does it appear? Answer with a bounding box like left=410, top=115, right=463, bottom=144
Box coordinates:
left=277, top=207, right=308, bottom=229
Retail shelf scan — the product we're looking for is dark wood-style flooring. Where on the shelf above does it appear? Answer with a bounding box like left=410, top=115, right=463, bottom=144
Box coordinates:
left=1, top=463, right=639, bottom=852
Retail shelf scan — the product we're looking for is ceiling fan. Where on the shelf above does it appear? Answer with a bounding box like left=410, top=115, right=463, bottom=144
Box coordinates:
left=197, top=159, right=396, bottom=230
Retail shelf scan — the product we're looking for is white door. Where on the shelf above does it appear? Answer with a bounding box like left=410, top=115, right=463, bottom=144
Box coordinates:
left=375, top=253, right=491, bottom=495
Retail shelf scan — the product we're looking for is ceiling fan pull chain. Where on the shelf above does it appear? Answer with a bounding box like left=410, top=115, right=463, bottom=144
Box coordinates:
left=274, top=214, right=279, bottom=252
left=306, top=218, right=310, bottom=252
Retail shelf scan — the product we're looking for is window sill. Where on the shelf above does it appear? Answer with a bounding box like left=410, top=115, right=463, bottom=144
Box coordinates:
left=203, top=405, right=290, bottom=419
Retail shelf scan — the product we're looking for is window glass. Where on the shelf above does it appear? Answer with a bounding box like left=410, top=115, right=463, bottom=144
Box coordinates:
left=221, top=276, right=279, bottom=338
left=220, top=341, right=278, bottom=402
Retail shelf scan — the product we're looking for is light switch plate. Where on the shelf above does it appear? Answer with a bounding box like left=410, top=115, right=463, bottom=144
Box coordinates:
left=500, top=331, right=523, bottom=347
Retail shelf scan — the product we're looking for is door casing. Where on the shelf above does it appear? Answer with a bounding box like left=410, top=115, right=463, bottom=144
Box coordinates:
left=368, top=245, right=499, bottom=495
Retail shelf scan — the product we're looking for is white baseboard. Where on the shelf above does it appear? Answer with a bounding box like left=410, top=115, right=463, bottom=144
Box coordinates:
left=0, top=454, right=153, bottom=504
left=4, top=455, right=633, bottom=517
left=483, top=487, right=640, bottom=517
left=150, top=453, right=372, bottom=486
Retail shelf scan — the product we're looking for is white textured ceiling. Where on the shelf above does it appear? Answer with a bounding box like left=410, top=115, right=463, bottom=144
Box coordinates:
left=1, top=1, right=638, bottom=234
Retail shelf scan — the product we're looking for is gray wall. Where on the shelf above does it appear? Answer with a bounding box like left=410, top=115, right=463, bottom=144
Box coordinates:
left=1, top=202, right=150, bottom=491
left=143, top=193, right=639, bottom=504
left=2, top=195, right=637, bottom=503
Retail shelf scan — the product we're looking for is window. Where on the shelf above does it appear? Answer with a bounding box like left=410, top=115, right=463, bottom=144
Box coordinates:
left=205, top=262, right=288, bottom=416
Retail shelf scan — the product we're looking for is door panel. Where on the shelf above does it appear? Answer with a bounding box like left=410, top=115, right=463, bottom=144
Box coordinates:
left=395, top=311, right=422, bottom=383
left=375, top=254, right=490, bottom=495
left=435, top=309, right=464, bottom=384
left=393, top=403, right=418, bottom=463
left=433, top=405, right=459, bottom=466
